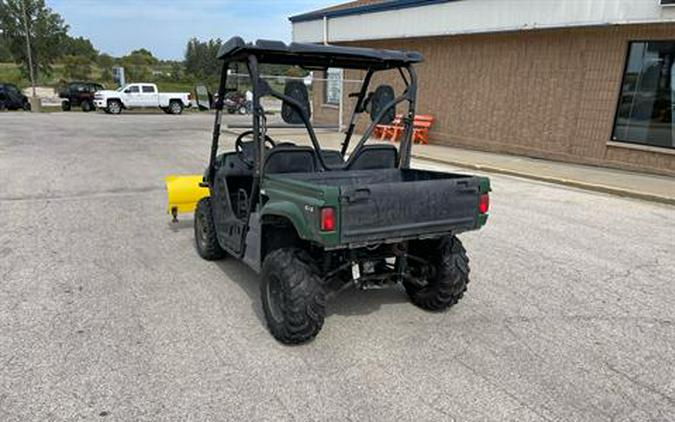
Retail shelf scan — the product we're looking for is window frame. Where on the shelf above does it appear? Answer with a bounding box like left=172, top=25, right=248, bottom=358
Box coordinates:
left=611, top=39, right=675, bottom=150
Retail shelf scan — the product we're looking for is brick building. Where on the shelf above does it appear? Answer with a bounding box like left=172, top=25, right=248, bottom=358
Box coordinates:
left=290, top=0, right=675, bottom=176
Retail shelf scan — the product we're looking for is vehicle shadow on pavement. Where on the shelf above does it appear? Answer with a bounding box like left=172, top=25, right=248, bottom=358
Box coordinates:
left=213, top=257, right=410, bottom=322
left=213, top=260, right=266, bottom=325
left=167, top=220, right=192, bottom=232
left=327, top=286, right=409, bottom=317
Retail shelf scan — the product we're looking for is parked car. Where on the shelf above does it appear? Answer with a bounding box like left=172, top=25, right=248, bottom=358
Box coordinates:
left=0, top=83, right=30, bottom=111
left=93, top=83, right=191, bottom=115
left=59, top=81, right=104, bottom=112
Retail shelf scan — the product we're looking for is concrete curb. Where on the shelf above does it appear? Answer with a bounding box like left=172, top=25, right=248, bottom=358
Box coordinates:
left=413, top=153, right=675, bottom=206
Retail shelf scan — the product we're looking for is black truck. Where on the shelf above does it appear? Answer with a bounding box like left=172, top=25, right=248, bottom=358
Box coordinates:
left=59, top=81, right=104, bottom=112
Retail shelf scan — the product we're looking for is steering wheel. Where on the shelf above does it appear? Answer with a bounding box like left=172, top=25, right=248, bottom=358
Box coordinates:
left=234, top=130, right=276, bottom=167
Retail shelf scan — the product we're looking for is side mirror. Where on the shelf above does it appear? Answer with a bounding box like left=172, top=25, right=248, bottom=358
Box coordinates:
left=370, top=84, right=395, bottom=124
left=281, top=80, right=311, bottom=124
left=124, top=89, right=131, bottom=93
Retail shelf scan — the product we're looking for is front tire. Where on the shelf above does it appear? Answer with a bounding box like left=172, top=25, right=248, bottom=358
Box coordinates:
left=194, top=197, right=226, bottom=260
left=61, top=101, right=71, bottom=111
left=261, top=248, right=325, bottom=344
left=107, top=100, right=122, bottom=114
left=81, top=100, right=93, bottom=112
left=403, top=236, right=470, bottom=311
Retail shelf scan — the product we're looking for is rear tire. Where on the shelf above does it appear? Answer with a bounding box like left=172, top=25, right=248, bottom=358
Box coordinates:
left=61, top=101, right=71, bottom=111
left=238, top=105, right=247, bottom=115
left=168, top=100, right=183, bottom=115
left=194, top=197, right=226, bottom=260
left=261, top=248, right=325, bottom=344
left=22, top=101, right=31, bottom=111
left=81, top=100, right=93, bottom=112
left=403, top=235, right=470, bottom=311
left=107, top=100, right=122, bottom=114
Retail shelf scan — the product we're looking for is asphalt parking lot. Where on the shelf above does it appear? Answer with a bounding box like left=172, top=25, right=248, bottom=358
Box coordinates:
left=1, top=112, right=674, bottom=421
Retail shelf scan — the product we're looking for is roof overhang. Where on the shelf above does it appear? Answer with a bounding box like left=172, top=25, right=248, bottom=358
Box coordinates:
left=289, top=0, right=457, bottom=23
left=291, top=0, right=675, bottom=44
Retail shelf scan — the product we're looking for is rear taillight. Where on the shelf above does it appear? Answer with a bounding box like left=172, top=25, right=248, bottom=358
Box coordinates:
left=320, top=207, right=336, bottom=231
left=478, top=194, right=490, bottom=214
left=188, top=93, right=192, bottom=101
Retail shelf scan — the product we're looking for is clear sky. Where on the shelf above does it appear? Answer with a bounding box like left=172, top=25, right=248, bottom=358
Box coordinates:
left=46, top=0, right=339, bottom=60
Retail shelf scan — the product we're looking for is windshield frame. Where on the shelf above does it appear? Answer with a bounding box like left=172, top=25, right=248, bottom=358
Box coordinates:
left=207, top=54, right=418, bottom=180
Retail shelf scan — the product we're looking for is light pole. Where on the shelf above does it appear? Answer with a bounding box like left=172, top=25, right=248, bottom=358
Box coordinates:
left=20, top=0, right=37, bottom=101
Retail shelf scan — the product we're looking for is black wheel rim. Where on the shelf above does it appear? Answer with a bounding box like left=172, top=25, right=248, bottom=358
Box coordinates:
left=409, top=261, right=435, bottom=289
left=266, top=276, right=284, bottom=323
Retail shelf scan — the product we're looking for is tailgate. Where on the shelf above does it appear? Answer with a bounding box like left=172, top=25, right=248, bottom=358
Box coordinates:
left=339, top=178, right=480, bottom=244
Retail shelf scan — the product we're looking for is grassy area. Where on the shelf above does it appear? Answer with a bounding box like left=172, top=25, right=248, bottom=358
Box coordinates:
left=0, top=63, right=27, bottom=86
left=0, top=62, right=204, bottom=94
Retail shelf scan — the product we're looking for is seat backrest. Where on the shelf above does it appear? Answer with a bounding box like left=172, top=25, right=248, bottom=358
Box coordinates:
left=264, top=146, right=316, bottom=174
left=347, top=144, right=398, bottom=170
left=320, top=150, right=345, bottom=167
left=281, top=80, right=311, bottom=124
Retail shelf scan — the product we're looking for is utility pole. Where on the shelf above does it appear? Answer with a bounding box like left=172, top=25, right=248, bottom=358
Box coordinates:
left=20, top=0, right=36, bottom=98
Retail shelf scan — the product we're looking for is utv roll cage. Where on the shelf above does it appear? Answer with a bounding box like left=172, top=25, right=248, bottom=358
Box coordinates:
left=206, top=37, right=423, bottom=185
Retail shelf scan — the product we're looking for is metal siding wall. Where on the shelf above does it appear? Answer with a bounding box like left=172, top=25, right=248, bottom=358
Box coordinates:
left=294, top=20, right=325, bottom=43
left=293, top=0, right=675, bottom=43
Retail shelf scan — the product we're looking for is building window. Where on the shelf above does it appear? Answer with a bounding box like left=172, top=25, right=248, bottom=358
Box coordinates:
left=613, top=41, right=675, bottom=149
left=323, top=68, right=341, bottom=105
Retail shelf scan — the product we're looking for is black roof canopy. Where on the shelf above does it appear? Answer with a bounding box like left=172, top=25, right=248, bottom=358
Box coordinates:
left=217, top=37, right=423, bottom=69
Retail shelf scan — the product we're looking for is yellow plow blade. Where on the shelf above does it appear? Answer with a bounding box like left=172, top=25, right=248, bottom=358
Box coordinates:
left=165, top=175, right=209, bottom=220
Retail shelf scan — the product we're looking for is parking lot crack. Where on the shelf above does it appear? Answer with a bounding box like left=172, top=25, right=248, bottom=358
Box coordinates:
left=455, top=357, right=556, bottom=422
left=604, top=363, right=675, bottom=406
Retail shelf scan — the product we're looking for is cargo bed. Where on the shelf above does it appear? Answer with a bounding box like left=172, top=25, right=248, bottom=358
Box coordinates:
left=285, top=169, right=487, bottom=245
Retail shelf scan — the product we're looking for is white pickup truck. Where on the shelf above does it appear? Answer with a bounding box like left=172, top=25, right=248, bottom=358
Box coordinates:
left=94, top=83, right=191, bottom=115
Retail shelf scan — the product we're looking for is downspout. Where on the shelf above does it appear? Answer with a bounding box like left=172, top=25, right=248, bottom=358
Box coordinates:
left=323, top=15, right=328, bottom=45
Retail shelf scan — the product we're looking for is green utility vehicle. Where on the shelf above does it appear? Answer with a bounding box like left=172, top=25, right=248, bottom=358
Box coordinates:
left=192, top=37, right=491, bottom=344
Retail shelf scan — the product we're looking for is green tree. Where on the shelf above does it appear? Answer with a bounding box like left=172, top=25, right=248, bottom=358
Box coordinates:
left=60, top=35, right=97, bottom=60
left=96, top=53, right=114, bottom=68
left=0, top=41, right=12, bottom=61
left=119, top=48, right=158, bottom=82
left=62, top=54, right=91, bottom=80
left=168, top=61, right=183, bottom=80
left=0, top=0, right=69, bottom=80
left=184, top=37, right=222, bottom=82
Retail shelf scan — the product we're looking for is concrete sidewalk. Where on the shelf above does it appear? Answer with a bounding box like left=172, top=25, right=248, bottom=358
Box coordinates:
left=411, top=143, right=675, bottom=206
left=224, top=127, right=675, bottom=205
